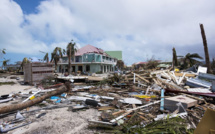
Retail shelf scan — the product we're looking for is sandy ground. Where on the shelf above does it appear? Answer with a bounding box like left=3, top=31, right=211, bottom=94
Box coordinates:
left=0, top=75, right=101, bottom=134
left=0, top=75, right=34, bottom=96
left=9, top=108, right=100, bottom=134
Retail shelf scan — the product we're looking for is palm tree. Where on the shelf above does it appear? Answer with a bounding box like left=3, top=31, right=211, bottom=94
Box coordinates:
left=43, top=53, right=49, bottom=63
left=51, top=47, right=63, bottom=72
left=200, top=24, right=212, bottom=73
left=0, top=49, right=6, bottom=59
left=1, top=59, right=10, bottom=70
left=172, top=47, right=178, bottom=68
left=21, top=57, right=30, bottom=71
left=66, top=40, right=77, bottom=74
left=182, top=53, right=203, bottom=68
left=0, top=49, right=6, bottom=54
left=63, top=49, right=66, bottom=55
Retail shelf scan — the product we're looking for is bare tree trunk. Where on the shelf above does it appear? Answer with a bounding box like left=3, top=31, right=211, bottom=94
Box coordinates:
left=172, top=48, right=175, bottom=69
left=68, top=45, right=71, bottom=75
left=0, top=83, right=70, bottom=114
left=200, top=24, right=212, bottom=73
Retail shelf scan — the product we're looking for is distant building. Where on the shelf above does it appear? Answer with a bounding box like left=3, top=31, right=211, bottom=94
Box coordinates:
left=58, top=45, right=120, bottom=73
left=105, top=51, right=122, bottom=61
left=4, top=62, right=21, bottom=71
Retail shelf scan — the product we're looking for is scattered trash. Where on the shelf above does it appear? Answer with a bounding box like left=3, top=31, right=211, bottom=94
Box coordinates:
left=1, top=66, right=215, bottom=133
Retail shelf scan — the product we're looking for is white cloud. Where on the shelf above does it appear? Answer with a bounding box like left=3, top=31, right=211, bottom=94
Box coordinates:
left=0, top=0, right=49, bottom=55
left=1, top=0, right=215, bottom=64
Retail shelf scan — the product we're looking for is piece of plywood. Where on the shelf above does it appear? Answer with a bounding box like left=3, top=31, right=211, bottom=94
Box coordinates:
left=194, top=109, right=215, bottom=134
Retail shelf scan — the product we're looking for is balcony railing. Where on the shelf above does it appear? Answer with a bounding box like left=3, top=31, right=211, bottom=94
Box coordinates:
left=59, top=60, right=116, bottom=64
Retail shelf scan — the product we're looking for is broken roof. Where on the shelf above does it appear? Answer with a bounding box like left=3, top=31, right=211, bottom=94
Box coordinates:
left=75, top=44, right=108, bottom=56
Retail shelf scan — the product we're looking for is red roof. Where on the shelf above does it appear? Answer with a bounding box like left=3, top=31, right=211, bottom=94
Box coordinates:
left=135, top=62, right=148, bottom=65
left=75, top=44, right=108, bottom=56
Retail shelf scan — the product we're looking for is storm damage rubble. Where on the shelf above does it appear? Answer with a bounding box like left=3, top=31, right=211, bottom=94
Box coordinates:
left=0, top=67, right=215, bottom=133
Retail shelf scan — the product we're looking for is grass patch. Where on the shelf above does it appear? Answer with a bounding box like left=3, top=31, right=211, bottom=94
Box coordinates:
left=0, top=81, right=16, bottom=86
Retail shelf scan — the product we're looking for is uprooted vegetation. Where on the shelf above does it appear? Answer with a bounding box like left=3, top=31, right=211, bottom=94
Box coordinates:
left=40, top=76, right=58, bottom=88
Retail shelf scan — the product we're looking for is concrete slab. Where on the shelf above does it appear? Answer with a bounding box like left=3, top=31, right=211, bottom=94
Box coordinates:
left=164, top=95, right=197, bottom=112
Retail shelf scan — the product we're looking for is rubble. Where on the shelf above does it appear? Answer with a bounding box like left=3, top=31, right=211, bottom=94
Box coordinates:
left=0, top=66, right=215, bottom=133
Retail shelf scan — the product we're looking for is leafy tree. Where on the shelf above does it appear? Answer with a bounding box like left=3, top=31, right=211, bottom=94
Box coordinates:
left=66, top=40, right=77, bottom=74
left=51, top=47, right=63, bottom=72
left=116, top=60, right=124, bottom=70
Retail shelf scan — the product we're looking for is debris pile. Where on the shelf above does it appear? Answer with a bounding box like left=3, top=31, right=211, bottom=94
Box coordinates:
left=0, top=66, right=215, bottom=133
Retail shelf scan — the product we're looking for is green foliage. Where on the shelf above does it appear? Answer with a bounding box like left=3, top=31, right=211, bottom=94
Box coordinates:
left=123, top=117, right=194, bottom=134
left=51, top=47, right=63, bottom=71
left=0, top=48, right=6, bottom=55
left=96, top=71, right=103, bottom=74
left=2, top=59, right=10, bottom=67
left=20, top=57, right=30, bottom=71
left=180, top=53, right=203, bottom=69
left=0, top=81, right=15, bottom=86
left=43, top=53, right=49, bottom=63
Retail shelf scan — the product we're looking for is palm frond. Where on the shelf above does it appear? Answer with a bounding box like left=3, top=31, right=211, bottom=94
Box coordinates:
left=43, top=53, right=49, bottom=62
left=189, top=53, right=203, bottom=59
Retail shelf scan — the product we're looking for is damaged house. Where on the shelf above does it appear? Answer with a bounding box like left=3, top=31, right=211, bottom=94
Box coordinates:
left=57, top=45, right=121, bottom=73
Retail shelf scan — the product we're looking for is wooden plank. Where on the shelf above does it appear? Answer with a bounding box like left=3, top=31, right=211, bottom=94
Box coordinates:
left=138, top=112, right=145, bottom=116
left=138, top=115, right=149, bottom=121
left=132, top=72, right=150, bottom=83
left=147, top=113, right=155, bottom=118
left=112, top=110, right=125, bottom=116
left=174, top=73, right=196, bottom=77
left=98, top=106, right=116, bottom=111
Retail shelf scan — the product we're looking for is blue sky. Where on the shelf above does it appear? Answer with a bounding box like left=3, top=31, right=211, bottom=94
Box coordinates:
left=1, top=0, right=215, bottom=65
left=14, top=0, right=44, bottom=14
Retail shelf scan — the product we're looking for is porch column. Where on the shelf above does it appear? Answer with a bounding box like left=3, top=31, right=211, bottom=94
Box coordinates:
left=75, top=65, right=78, bottom=72
left=83, top=65, right=86, bottom=72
